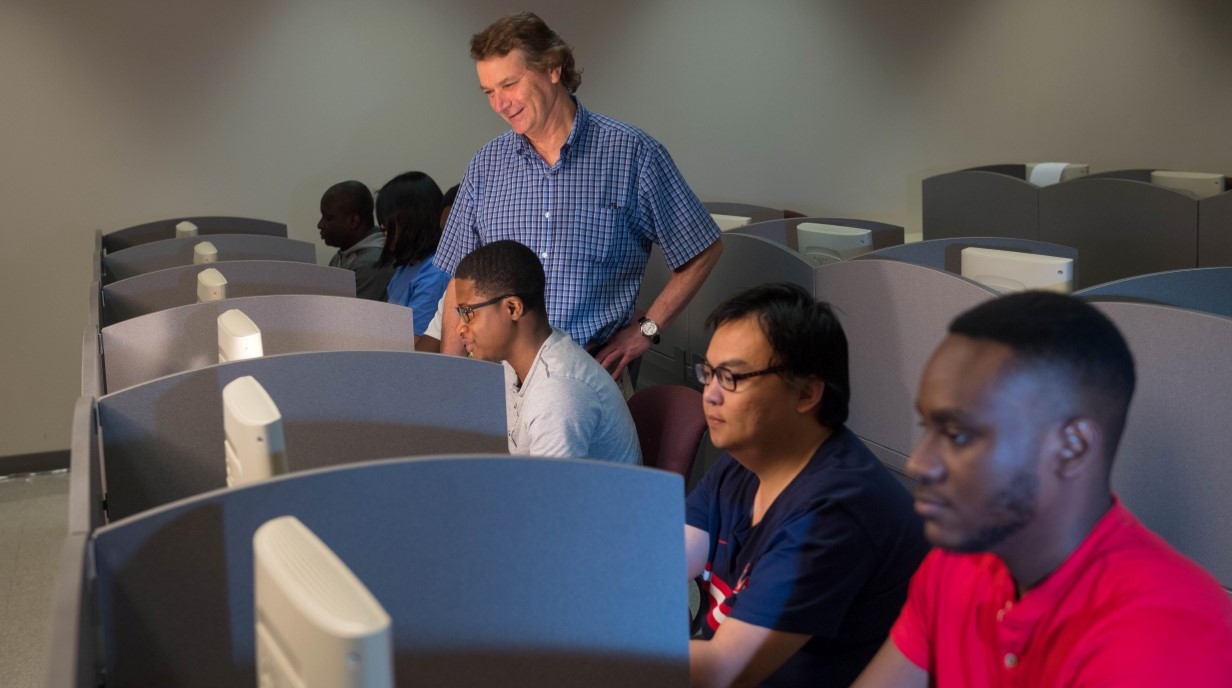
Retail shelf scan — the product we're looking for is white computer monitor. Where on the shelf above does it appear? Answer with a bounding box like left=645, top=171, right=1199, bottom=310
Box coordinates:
left=960, top=247, right=1073, bottom=295
left=1026, top=162, right=1089, bottom=186
left=1151, top=170, right=1225, bottom=200
left=198, top=268, right=227, bottom=303
left=254, top=516, right=394, bottom=688
left=175, top=220, right=199, bottom=238
left=796, top=222, right=873, bottom=266
left=709, top=213, right=752, bottom=232
left=222, top=375, right=287, bottom=487
left=218, top=309, right=264, bottom=363
left=194, top=241, right=219, bottom=264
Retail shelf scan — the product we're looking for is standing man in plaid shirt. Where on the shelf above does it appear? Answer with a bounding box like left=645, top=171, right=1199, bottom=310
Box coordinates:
left=434, top=11, right=723, bottom=388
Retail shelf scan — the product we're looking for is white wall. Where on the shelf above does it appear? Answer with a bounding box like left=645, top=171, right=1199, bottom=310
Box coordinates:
left=1, top=0, right=1229, bottom=457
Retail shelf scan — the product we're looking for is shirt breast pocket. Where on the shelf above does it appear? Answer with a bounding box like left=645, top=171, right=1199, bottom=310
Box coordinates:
left=568, top=205, right=627, bottom=265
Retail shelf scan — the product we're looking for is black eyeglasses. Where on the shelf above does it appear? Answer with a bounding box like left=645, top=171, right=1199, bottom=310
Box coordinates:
left=455, top=293, right=517, bottom=323
left=694, top=361, right=787, bottom=392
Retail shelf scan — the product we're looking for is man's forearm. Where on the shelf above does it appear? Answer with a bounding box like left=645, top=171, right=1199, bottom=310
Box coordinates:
left=645, top=239, right=723, bottom=330
left=439, top=277, right=466, bottom=356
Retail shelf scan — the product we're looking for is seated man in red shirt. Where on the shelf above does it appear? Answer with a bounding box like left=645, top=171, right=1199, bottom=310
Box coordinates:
left=854, top=291, right=1232, bottom=687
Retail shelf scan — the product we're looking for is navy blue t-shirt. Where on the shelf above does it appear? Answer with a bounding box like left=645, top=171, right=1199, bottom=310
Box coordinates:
left=686, top=426, right=928, bottom=687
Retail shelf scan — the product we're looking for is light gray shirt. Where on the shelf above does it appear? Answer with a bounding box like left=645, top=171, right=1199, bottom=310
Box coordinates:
left=329, top=227, right=393, bottom=300
left=504, top=329, right=642, bottom=464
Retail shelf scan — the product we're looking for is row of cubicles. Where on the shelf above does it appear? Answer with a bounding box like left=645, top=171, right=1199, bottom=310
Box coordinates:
left=638, top=213, right=1232, bottom=590
left=64, top=219, right=697, bottom=687
left=52, top=210, right=1232, bottom=686
left=923, top=165, right=1232, bottom=288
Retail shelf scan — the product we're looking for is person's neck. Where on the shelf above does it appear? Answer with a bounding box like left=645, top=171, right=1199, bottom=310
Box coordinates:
left=1001, top=489, right=1113, bottom=597
left=526, top=95, right=577, bottom=166
left=339, top=226, right=374, bottom=252
left=506, top=319, right=555, bottom=385
left=741, top=424, right=833, bottom=526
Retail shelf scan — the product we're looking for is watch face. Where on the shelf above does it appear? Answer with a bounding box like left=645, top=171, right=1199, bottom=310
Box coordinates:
left=640, top=319, right=658, bottom=336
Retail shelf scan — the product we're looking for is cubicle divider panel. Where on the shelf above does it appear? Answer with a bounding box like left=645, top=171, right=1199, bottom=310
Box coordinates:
left=101, top=295, right=416, bottom=392
left=686, top=234, right=818, bottom=376
left=102, top=216, right=287, bottom=253
left=102, top=234, right=316, bottom=284
left=91, top=456, right=687, bottom=688
left=97, top=351, right=507, bottom=521
left=860, top=435, right=917, bottom=493
left=1076, top=268, right=1232, bottom=319
left=100, top=261, right=356, bottom=326
left=817, top=259, right=995, bottom=460
left=702, top=201, right=786, bottom=224
left=1084, top=169, right=1155, bottom=182
left=1039, top=179, right=1198, bottom=289
left=68, top=397, right=104, bottom=535
left=858, top=237, right=1079, bottom=281
left=922, top=170, right=1040, bottom=241
left=1199, top=191, right=1232, bottom=267
left=1096, top=302, right=1232, bottom=589
left=732, top=217, right=906, bottom=252
left=45, top=533, right=96, bottom=688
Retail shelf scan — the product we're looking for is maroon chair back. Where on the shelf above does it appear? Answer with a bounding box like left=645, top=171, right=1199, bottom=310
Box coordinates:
left=627, top=385, right=706, bottom=482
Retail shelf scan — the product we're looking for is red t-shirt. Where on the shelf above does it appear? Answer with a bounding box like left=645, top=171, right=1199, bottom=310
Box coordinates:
left=891, top=498, right=1232, bottom=687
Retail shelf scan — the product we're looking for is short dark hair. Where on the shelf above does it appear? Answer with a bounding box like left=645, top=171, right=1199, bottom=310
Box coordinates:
left=326, top=181, right=374, bottom=226
left=949, top=291, right=1136, bottom=460
left=375, top=171, right=443, bottom=268
left=470, top=12, right=582, bottom=93
left=706, top=283, right=850, bottom=429
left=454, top=240, right=546, bottom=315
left=442, top=184, right=460, bottom=209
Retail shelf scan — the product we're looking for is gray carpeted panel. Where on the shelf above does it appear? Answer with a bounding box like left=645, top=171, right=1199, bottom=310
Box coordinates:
left=922, top=169, right=1040, bottom=241
left=818, top=259, right=996, bottom=459
left=859, top=237, right=1079, bottom=284
left=45, top=533, right=95, bottom=688
left=101, top=295, right=415, bottom=392
left=67, top=398, right=104, bottom=535
left=102, top=234, right=315, bottom=284
left=1075, top=267, right=1232, bottom=319
left=102, top=217, right=287, bottom=254
left=733, top=217, right=905, bottom=252
left=1199, top=191, right=1232, bottom=267
left=98, top=351, right=507, bottom=521
left=100, top=261, right=356, bottom=326
left=1040, top=179, right=1198, bottom=289
left=1097, top=302, right=1232, bottom=588
left=701, top=201, right=785, bottom=224
left=91, top=456, right=687, bottom=688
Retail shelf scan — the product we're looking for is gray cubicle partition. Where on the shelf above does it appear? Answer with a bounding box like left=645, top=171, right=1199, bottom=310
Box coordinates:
left=1199, top=188, right=1232, bottom=267
left=859, top=236, right=1079, bottom=284
left=68, top=397, right=105, bottom=535
left=1076, top=267, right=1232, bottom=319
left=46, top=533, right=95, bottom=688
left=922, top=166, right=1039, bottom=241
left=100, top=261, right=355, bottom=326
left=1039, top=179, right=1198, bottom=289
left=82, top=279, right=104, bottom=398
left=88, top=456, right=687, bottom=687
left=816, top=259, right=997, bottom=476
left=102, top=216, right=286, bottom=253
left=1096, top=302, right=1232, bottom=589
left=100, top=295, right=416, bottom=392
left=102, top=234, right=316, bottom=284
left=732, top=217, right=905, bottom=252
left=702, top=201, right=790, bottom=224
left=97, top=351, right=507, bottom=521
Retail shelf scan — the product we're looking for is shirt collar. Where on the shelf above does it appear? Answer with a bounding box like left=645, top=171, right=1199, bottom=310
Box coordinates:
left=513, top=96, right=588, bottom=163
left=341, top=226, right=383, bottom=257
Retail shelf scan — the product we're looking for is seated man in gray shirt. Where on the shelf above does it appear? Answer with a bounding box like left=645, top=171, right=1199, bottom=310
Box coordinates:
left=454, top=240, right=641, bottom=464
left=318, top=180, right=394, bottom=300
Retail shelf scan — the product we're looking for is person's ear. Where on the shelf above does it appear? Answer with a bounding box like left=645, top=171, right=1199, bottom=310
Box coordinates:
left=795, top=376, right=825, bottom=417
left=549, top=65, right=562, bottom=84
left=1055, top=418, right=1098, bottom=478
left=506, top=295, right=525, bottom=321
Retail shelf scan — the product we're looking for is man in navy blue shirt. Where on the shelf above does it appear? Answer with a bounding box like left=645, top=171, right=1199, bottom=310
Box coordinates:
left=686, top=284, right=928, bottom=687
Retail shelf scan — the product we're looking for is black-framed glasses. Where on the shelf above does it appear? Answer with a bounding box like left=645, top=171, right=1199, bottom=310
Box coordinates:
left=694, top=361, right=788, bottom=392
left=455, top=293, right=517, bottom=324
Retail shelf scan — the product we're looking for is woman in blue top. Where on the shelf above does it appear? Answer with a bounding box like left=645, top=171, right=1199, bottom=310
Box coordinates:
left=376, top=171, right=452, bottom=343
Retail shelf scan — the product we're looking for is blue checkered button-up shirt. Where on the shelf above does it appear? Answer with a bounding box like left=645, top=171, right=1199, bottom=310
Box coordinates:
left=435, top=98, right=720, bottom=348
